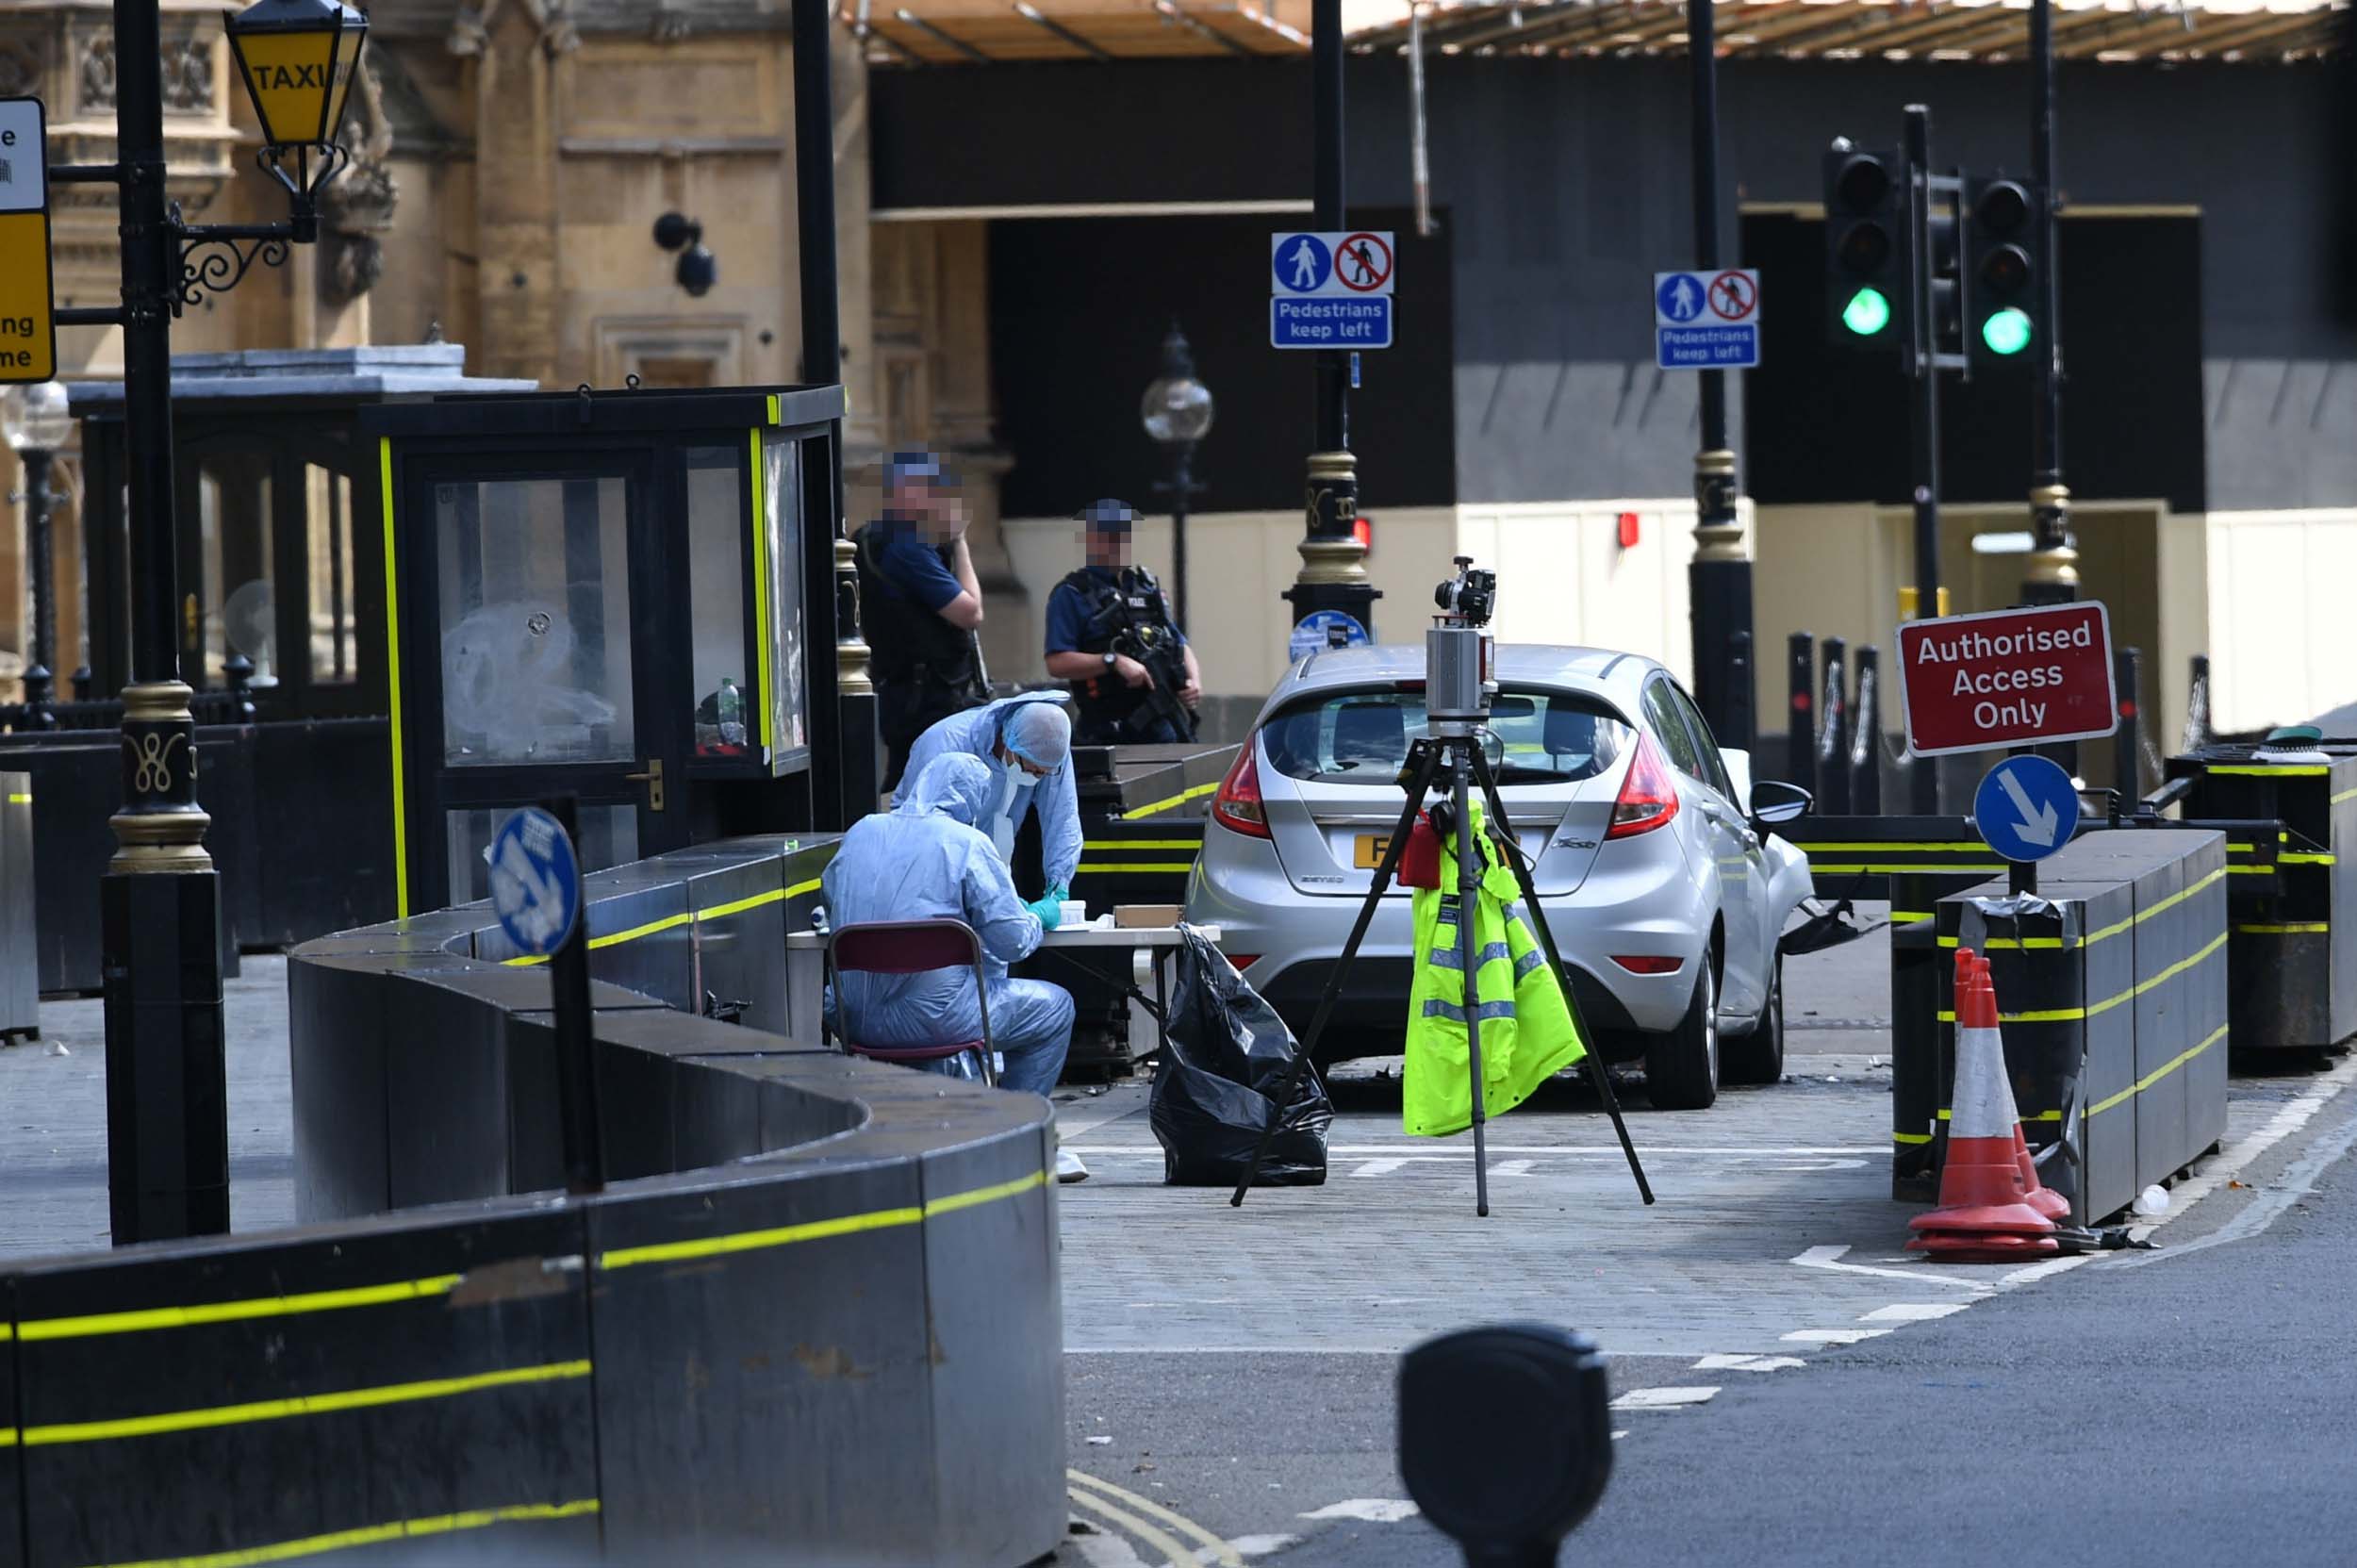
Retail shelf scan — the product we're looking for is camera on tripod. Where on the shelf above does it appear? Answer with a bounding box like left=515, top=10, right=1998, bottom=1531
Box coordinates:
left=1433, top=555, right=1497, bottom=626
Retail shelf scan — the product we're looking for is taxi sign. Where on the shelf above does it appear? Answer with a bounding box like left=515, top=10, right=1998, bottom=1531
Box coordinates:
left=0, top=97, right=57, bottom=384
left=1897, top=602, right=2117, bottom=757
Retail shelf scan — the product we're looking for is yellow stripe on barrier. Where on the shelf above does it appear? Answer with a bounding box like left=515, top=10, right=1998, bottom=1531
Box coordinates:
left=1937, top=1108, right=2065, bottom=1122
left=380, top=437, right=408, bottom=918
left=2228, top=865, right=2275, bottom=875
left=1892, top=1131, right=1935, bottom=1146
left=5, top=792, right=28, bottom=805
left=88, top=1499, right=602, bottom=1568
left=1081, top=840, right=1202, bottom=850
left=766, top=393, right=782, bottom=425
left=2227, top=842, right=2255, bottom=853
left=2207, top=764, right=2329, bottom=776
left=503, top=910, right=698, bottom=967
left=785, top=875, right=822, bottom=899
left=501, top=876, right=825, bottom=965
left=2282, top=851, right=2337, bottom=867
left=1888, top=911, right=1933, bottom=924
left=21, top=1360, right=592, bottom=1446
left=599, top=1169, right=1047, bottom=1270
left=2238, top=922, right=2331, bottom=935
left=1121, top=781, right=1218, bottom=820
left=1922, top=865, right=2225, bottom=951
left=1934, top=931, right=2231, bottom=1024
left=1074, top=863, right=1196, bottom=875
left=2085, top=1024, right=2232, bottom=1119
left=17, top=1275, right=463, bottom=1343
left=1790, top=842, right=1994, bottom=853
left=1938, top=933, right=2066, bottom=950
left=2335, top=785, right=2357, bottom=805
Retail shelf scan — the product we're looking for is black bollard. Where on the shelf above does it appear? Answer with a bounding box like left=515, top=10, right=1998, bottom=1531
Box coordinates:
left=2114, top=647, right=2141, bottom=801
left=1850, top=647, right=1883, bottom=815
left=1787, top=633, right=1816, bottom=793
left=1817, top=636, right=1850, bottom=815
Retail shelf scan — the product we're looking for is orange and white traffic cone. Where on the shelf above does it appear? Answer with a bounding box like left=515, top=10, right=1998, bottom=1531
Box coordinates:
left=1906, top=949, right=2059, bottom=1260
left=1975, top=955, right=2073, bottom=1224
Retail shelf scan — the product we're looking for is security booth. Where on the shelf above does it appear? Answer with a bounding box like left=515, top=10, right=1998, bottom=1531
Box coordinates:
left=366, top=384, right=845, bottom=916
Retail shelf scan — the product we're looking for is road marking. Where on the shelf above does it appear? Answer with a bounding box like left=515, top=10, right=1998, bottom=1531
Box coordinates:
left=1068, top=1487, right=1199, bottom=1568
left=1070, top=1523, right=1156, bottom=1568
left=1858, top=1303, right=1970, bottom=1324
left=1228, top=1535, right=1304, bottom=1557
left=1692, top=1354, right=1806, bottom=1372
left=1610, top=1386, right=1720, bottom=1410
left=1491, top=1159, right=1535, bottom=1177
left=1781, top=1329, right=1892, bottom=1345
left=2110, top=1089, right=2357, bottom=1273
left=1297, top=1500, right=1421, bottom=1523
left=1349, top=1159, right=1407, bottom=1178
left=1068, top=1471, right=1244, bottom=1568
left=1791, top=1244, right=1990, bottom=1291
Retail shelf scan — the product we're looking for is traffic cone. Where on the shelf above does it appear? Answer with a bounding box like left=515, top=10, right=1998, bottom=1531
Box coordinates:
left=1906, top=949, right=2059, bottom=1260
left=1976, top=955, right=2073, bottom=1223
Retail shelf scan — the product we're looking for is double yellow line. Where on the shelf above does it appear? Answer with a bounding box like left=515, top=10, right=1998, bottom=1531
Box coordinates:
left=1066, top=1469, right=1243, bottom=1568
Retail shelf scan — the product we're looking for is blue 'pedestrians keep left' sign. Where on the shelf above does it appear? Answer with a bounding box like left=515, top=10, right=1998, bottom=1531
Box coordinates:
left=489, top=805, right=582, bottom=956
left=1654, top=268, right=1761, bottom=371
left=1972, top=753, right=2081, bottom=865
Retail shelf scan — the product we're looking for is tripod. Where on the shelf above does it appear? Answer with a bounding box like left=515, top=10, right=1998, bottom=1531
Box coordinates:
left=1230, top=730, right=1656, bottom=1215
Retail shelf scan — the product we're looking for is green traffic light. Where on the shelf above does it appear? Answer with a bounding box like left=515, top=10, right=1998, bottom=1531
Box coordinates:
left=1981, top=305, right=2033, bottom=355
left=1841, top=287, right=1892, bottom=337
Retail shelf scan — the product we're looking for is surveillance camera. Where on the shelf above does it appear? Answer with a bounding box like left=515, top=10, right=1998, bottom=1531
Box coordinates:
left=677, top=243, right=717, bottom=298
left=652, top=211, right=701, bottom=253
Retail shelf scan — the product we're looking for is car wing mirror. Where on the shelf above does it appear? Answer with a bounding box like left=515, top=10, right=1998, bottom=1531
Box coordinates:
left=1749, top=778, right=1814, bottom=834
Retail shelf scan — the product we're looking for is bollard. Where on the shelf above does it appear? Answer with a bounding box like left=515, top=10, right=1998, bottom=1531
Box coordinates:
left=2184, top=653, right=2212, bottom=751
left=1817, top=636, right=1851, bottom=815
left=2113, top=647, right=2141, bottom=802
left=1787, top=633, right=1817, bottom=793
left=1850, top=647, right=1883, bottom=815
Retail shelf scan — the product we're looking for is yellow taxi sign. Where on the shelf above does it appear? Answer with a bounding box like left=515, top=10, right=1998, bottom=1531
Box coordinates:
left=0, top=96, right=57, bottom=385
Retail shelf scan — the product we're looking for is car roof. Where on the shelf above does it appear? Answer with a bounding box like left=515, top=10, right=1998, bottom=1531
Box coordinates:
left=1277, top=642, right=1663, bottom=702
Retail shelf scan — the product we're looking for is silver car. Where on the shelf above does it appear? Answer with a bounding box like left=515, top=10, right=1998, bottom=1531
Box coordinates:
left=1182, top=644, right=1815, bottom=1109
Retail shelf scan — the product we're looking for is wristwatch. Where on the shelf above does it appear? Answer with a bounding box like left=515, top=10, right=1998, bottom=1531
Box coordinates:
left=1101, top=652, right=1118, bottom=668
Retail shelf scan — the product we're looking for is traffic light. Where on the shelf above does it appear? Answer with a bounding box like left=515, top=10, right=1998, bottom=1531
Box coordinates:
left=1925, top=181, right=1963, bottom=365
left=1822, top=144, right=1903, bottom=348
left=1966, top=176, right=2042, bottom=366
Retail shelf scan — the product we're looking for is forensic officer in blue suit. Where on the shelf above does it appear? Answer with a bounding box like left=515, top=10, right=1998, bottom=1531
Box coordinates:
left=897, top=689, right=1081, bottom=927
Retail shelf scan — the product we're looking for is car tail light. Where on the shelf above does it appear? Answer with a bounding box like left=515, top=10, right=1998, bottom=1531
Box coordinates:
left=1212, top=741, right=1272, bottom=839
left=1605, top=733, right=1680, bottom=841
left=1611, top=954, right=1685, bottom=975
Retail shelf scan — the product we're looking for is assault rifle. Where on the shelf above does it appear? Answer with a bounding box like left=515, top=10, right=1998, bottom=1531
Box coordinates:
left=1112, top=622, right=1197, bottom=742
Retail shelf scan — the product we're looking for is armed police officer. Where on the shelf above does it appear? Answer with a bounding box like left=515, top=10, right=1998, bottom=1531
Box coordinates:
left=1042, top=499, right=1203, bottom=745
left=855, top=451, right=990, bottom=792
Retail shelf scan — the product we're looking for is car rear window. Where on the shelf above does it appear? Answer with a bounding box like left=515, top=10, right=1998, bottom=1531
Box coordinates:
left=1259, top=686, right=1631, bottom=785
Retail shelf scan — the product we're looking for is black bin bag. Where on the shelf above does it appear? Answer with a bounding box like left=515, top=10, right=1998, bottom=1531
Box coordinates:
left=1150, top=927, right=1332, bottom=1186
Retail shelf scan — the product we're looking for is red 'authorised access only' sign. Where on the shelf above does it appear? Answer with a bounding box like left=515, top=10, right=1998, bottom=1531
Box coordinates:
left=1896, top=602, right=2119, bottom=756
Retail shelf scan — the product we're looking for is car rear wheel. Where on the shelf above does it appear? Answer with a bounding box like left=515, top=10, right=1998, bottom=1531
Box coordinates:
left=1644, top=958, right=1719, bottom=1110
left=1721, top=954, right=1786, bottom=1087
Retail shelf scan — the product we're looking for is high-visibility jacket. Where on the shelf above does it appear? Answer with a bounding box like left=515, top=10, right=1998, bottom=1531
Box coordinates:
left=1404, top=800, right=1589, bottom=1137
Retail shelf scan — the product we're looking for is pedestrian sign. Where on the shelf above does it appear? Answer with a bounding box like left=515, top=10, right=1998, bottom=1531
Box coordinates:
left=1289, top=609, right=1370, bottom=662
left=1653, top=267, right=1759, bottom=371
left=1273, top=229, right=1394, bottom=351
left=1971, top=753, right=2080, bottom=865
left=0, top=97, right=58, bottom=384
left=488, top=805, right=583, bottom=957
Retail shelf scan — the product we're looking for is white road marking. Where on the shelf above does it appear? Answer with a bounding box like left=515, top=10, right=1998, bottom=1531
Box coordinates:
left=1491, top=1159, right=1535, bottom=1177
left=1858, top=1303, right=1970, bottom=1324
left=1781, top=1328, right=1892, bottom=1345
left=1611, top=1429, right=1631, bottom=1440
left=1609, top=1385, right=1721, bottom=1409
left=1692, top=1354, right=1806, bottom=1372
left=1349, top=1159, right=1407, bottom=1178
left=1071, top=1526, right=1155, bottom=1568
left=1298, top=1499, right=1421, bottom=1524
left=2113, top=1089, right=2357, bottom=1272
left=1225, top=1536, right=1303, bottom=1558
left=1790, top=1244, right=1989, bottom=1291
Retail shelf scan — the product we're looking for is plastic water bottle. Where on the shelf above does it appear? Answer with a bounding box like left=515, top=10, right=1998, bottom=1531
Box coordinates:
left=717, top=677, right=746, bottom=746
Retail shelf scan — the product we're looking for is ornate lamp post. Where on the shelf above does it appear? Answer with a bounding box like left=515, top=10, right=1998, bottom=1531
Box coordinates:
left=3, top=380, right=74, bottom=726
left=1141, top=322, right=1213, bottom=633
left=48, top=0, right=369, bottom=1243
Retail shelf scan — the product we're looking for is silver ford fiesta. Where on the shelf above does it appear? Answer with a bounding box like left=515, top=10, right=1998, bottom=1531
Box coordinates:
left=1182, top=643, right=1817, bottom=1109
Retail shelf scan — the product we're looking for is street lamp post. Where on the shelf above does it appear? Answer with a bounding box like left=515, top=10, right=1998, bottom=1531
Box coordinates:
left=1285, top=0, right=1380, bottom=641
left=4, top=381, right=73, bottom=726
left=48, top=0, right=369, bottom=1243
left=1142, top=322, right=1213, bottom=633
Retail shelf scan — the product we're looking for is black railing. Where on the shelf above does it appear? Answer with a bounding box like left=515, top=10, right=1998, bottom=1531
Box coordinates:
left=4, top=655, right=257, bottom=734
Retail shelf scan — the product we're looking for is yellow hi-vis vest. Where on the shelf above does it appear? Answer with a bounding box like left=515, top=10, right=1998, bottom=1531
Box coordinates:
left=1404, top=799, right=1589, bottom=1137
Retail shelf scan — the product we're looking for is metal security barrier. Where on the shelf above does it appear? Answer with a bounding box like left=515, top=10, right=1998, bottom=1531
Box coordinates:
left=0, top=771, right=35, bottom=1044
left=0, top=836, right=1065, bottom=1568
left=2164, top=742, right=2357, bottom=1052
left=1895, top=830, right=2232, bottom=1223
left=1780, top=633, right=1892, bottom=812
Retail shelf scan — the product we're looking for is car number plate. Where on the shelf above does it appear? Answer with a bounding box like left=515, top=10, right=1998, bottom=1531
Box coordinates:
left=1354, top=834, right=1390, bottom=869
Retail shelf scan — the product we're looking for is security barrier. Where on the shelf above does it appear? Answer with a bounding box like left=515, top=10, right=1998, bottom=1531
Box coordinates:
left=0, top=771, right=34, bottom=1043
left=0, top=835, right=1066, bottom=1568
left=1891, top=830, right=2231, bottom=1222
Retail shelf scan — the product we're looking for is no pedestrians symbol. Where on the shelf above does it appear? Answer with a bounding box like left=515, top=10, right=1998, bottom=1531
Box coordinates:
left=1707, top=270, right=1757, bottom=322
left=1337, top=232, right=1393, bottom=292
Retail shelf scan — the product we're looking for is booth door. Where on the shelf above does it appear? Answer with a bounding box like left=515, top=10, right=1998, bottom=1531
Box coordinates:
left=400, top=453, right=691, bottom=910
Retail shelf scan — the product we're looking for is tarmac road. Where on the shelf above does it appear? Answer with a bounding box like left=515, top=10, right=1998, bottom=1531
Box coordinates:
left=1054, top=908, right=2357, bottom=1567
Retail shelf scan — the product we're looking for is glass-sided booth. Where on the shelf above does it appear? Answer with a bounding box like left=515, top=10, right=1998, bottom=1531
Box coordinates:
left=365, top=386, right=843, bottom=916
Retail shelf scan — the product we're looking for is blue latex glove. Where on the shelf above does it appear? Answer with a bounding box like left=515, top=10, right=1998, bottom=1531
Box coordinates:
left=1025, top=893, right=1063, bottom=932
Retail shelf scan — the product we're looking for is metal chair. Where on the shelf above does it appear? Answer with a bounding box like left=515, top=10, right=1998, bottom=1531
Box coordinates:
left=823, top=919, right=997, bottom=1086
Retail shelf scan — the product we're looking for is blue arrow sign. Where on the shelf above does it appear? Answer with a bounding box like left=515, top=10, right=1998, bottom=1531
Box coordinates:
left=1972, top=754, right=2081, bottom=865
left=489, top=805, right=582, bottom=956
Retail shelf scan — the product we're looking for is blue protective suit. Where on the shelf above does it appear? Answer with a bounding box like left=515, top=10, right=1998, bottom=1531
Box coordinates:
left=897, top=691, right=1083, bottom=893
left=821, top=753, right=1075, bottom=1096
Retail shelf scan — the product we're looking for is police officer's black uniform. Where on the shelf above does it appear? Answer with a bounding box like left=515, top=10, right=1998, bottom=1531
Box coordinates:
left=855, top=526, right=989, bottom=790
left=1048, top=563, right=1195, bottom=746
